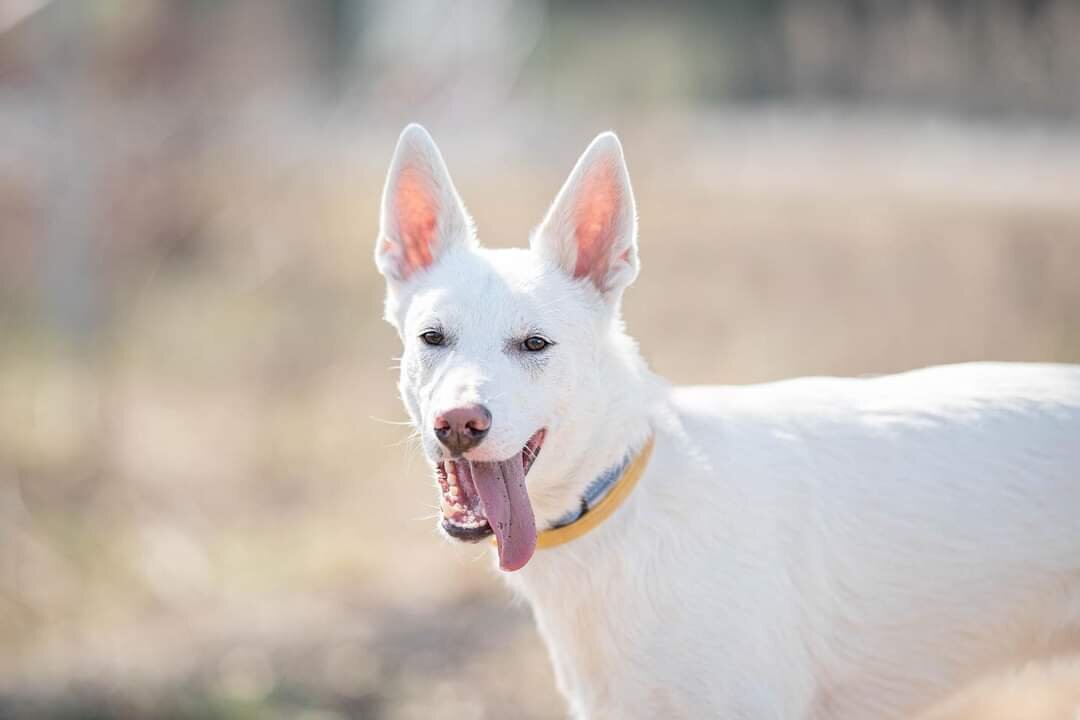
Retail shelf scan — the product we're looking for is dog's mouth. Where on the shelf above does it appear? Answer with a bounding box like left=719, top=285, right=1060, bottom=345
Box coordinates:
left=435, top=428, right=545, bottom=571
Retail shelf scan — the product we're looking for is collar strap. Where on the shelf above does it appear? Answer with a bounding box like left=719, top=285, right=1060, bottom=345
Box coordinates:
left=535, top=434, right=655, bottom=550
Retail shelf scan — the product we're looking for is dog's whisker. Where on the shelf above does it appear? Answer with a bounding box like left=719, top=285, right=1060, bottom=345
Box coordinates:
left=412, top=508, right=442, bottom=522
left=369, top=415, right=414, bottom=426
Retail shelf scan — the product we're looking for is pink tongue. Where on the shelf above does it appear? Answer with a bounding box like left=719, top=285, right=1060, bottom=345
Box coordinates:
left=469, top=458, right=537, bottom=571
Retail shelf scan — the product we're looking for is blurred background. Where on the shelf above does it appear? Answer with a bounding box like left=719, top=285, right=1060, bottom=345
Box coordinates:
left=1, top=1, right=1079, bottom=718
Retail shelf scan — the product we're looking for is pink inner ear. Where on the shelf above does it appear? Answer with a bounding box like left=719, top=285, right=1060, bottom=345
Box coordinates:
left=572, top=160, right=621, bottom=291
left=394, top=166, right=439, bottom=278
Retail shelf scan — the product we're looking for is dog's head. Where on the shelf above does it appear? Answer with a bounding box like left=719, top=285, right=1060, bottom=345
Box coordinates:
left=375, top=124, right=642, bottom=571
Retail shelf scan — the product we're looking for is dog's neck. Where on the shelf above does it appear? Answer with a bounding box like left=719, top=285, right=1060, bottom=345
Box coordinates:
left=524, top=329, right=664, bottom=532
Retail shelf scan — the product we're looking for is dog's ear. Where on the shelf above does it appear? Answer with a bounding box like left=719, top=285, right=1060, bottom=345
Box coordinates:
left=532, top=132, right=639, bottom=302
left=376, top=124, right=473, bottom=285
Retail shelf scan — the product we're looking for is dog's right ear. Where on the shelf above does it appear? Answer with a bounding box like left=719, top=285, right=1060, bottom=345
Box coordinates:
left=375, top=124, right=473, bottom=289
left=531, top=132, right=639, bottom=305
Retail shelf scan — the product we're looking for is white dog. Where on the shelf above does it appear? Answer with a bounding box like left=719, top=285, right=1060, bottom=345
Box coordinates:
left=374, top=124, right=1080, bottom=719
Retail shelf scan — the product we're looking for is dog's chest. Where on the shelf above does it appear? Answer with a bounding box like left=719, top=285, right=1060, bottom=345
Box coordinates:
left=508, top=545, right=751, bottom=718
left=520, top=572, right=689, bottom=717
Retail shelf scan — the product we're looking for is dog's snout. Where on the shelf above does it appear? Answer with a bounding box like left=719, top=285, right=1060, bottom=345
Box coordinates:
left=434, top=404, right=492, bottom=455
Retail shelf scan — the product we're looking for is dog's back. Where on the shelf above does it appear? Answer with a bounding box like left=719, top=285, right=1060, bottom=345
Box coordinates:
left=659, top=362, right=1080, bottom=717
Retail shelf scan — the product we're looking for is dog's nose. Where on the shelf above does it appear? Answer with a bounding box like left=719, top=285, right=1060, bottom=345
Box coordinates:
left=434, top=404, right=492, bottom=455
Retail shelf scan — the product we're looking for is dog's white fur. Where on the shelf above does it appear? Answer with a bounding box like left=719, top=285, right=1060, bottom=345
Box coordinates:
left=376, top=124, right=1080, bottom=719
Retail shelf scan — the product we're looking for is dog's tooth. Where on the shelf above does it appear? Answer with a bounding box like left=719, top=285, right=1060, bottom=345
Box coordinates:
left=449, top=486, right=460, bottom=498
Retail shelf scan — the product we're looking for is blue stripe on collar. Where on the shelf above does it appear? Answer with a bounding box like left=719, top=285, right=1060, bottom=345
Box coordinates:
left=551, top=448, right=636, bottom=529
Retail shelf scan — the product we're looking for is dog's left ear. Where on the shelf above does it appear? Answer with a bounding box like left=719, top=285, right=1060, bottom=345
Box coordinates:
left=532, top=132, right=639, bottom=303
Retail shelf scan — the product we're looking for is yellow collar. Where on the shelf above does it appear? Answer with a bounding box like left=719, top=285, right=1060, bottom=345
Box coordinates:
left=535, top=434, right=655, bottom=550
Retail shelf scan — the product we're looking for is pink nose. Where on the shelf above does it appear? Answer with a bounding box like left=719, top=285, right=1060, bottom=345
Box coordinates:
left=434, top=404, right=492, bottom=455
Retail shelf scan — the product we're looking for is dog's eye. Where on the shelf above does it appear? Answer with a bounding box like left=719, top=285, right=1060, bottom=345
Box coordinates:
left=521, top=336, right=550, bottom=352
left=420, top=330, right=446, bottom=347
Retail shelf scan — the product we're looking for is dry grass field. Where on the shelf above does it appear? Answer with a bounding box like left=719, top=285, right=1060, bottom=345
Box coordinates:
left=916, top=658, right=1080, bottom=720
left=2, top=110, right=1079, bottom=718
